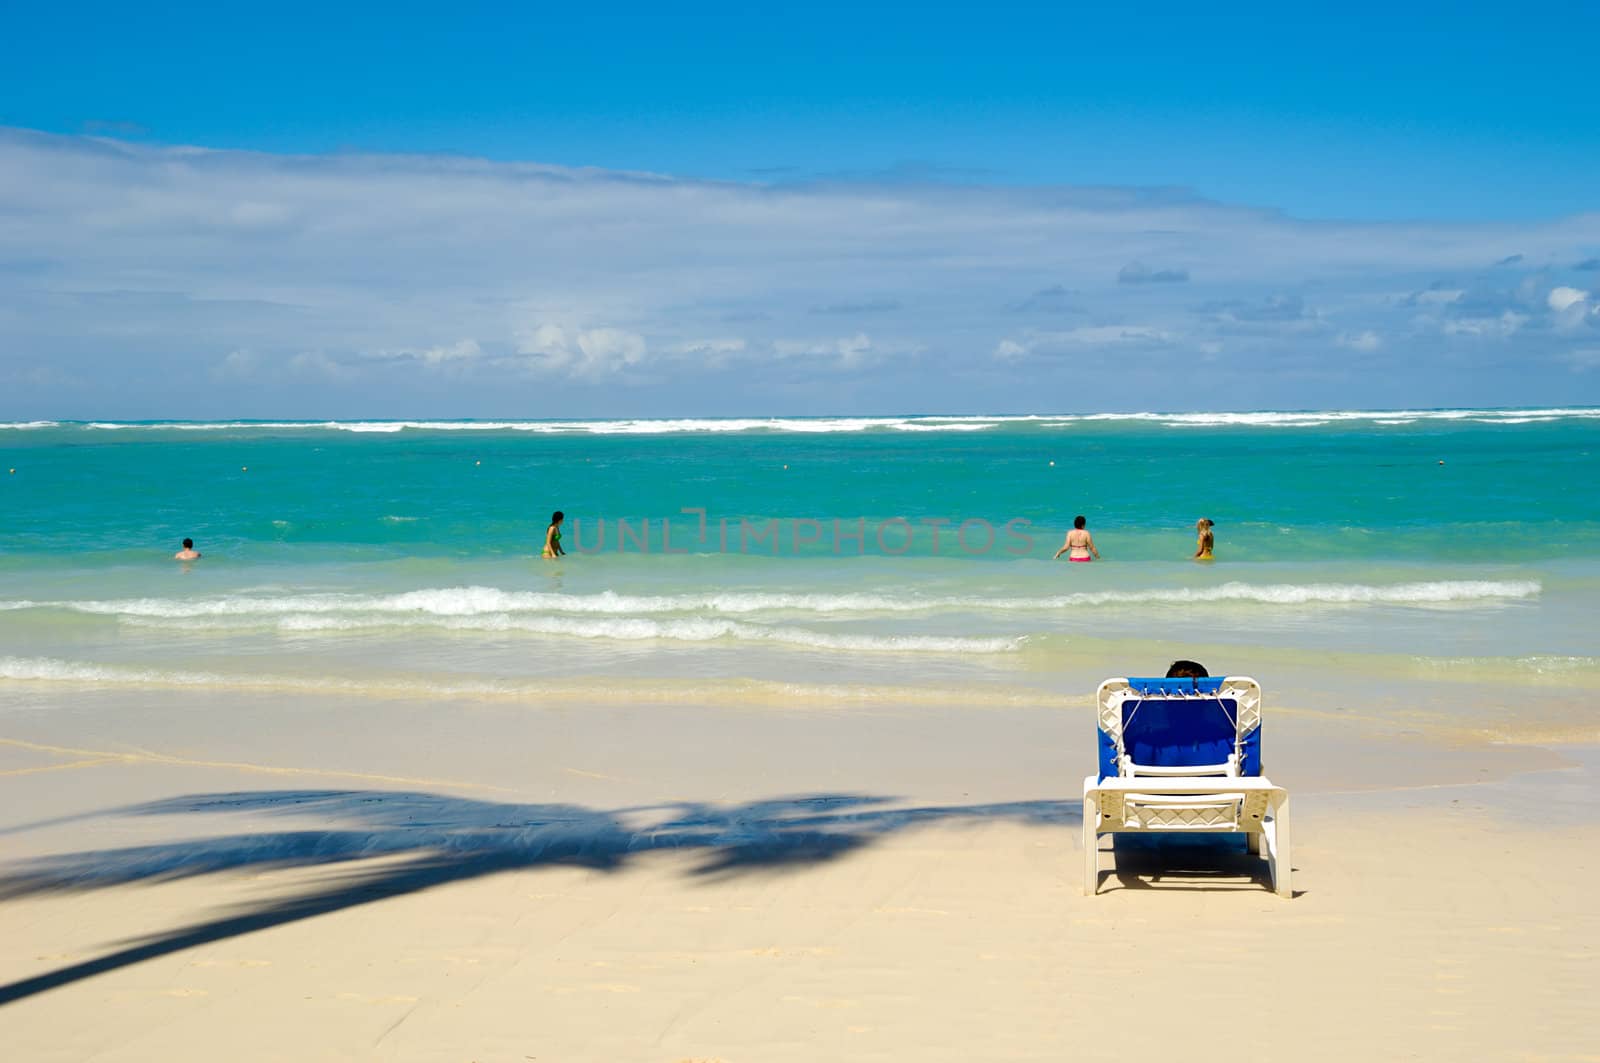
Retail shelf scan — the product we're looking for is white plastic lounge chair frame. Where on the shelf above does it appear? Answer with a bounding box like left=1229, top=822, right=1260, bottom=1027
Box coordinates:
left=1082, top=776, right=1291, bottom=897
left=1084, top=676, right=1291, bottom=897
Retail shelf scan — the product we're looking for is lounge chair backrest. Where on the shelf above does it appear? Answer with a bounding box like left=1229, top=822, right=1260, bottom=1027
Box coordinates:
left=1096, top=676, right=1262, bottom=781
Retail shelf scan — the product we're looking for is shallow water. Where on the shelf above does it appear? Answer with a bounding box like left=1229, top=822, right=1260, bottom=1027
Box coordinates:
left=3, top=411, right=1597, bottom=738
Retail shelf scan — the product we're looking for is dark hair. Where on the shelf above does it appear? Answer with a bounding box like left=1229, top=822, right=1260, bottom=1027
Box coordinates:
left=550, top=511, right=564, bottom=525
left=1165, top=660, right=1209, bottom=678
left=182, top=538, right=194, bottom=549
left=1073, top=515, right=1086, bottom=529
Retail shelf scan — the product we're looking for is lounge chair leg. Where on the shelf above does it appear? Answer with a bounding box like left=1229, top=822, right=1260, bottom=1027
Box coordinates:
left=1082, top=792, right=1100, bottom=895
left=1246, top=831, right=1261, bottom=855
left=1272, top=794, right=1292, bottom=898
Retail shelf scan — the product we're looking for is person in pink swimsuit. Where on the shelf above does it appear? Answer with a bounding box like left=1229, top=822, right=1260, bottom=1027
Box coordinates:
left=1053, top=515, right=1100, bottom=562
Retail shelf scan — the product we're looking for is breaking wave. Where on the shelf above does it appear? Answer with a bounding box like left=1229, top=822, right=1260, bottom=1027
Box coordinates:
left=261, top=615, right=1021, bottom=653
left=6, top=407, right=1594, bottom=434
left=0, top=579, right=1540, bottom=625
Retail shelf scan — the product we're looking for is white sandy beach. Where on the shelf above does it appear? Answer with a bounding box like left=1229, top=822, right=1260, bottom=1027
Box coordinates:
left=2, top=688, right=1596, bottom=1062
left=7, top=1, right=1600, bottom=1055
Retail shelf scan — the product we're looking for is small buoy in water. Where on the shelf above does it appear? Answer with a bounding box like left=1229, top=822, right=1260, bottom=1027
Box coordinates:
left=475, top=460, right=481, bottom=466
left=7, top=468, right=14, bottom=475
left=1049, top=460, right=1055, bottom=467
left=783, top=464, right=789, bottom=470
left=1438, top=460, right=1445, bottom=466
left=241, top=466, right=248, bottom=472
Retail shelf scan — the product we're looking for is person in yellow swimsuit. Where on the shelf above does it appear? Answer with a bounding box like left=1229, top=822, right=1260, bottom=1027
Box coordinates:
left=542, top=510, right=566, bottom=558
left=1192, top=518, right=1214, bottom=561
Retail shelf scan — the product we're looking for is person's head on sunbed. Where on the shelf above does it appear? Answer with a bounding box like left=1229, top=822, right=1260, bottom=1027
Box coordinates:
left=1165, top=660, right=1208, bottom=678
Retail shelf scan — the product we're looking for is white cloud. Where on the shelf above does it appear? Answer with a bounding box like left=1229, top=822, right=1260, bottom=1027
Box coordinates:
left=417, top=339, right=481, bottom=367
left=210, top=348, right=258, bottom=380
left=288, top=351, right=355, bottom=379
left=1548, top=286, right=1589, bottom=312
left=1547, top=286, right=1597, bottom=332
left=1118, top=261, right=1189, bottom=284
left=664, top=337, right=748, bottom=371
left=669, top=337, right=747, bottom=356
left=990, top=326, right=1174, bottom=362
left=1442, top=311, right=1528, bottom=338
left=514, top=325, right=648, bottom=378
left=1337, top=330, right=1383, bottom=352
left=354, top=338, right=483, bottom=371
left=1048, top=325, right=1174, bottom=345
left=3, top=128, right=1600, bottom=412
left=1411, top=288, right=1464, bottom=305
left=773, top=332, right=877, bottom=369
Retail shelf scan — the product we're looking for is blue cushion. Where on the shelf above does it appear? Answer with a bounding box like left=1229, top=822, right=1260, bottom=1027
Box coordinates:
left=1098, top=678, right=1261, bottom=780
left=1125, top=698, right=1239, bottom=768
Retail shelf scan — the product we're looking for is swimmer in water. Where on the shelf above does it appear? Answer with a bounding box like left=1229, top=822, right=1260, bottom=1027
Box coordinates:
left=542, top=511, right=566, bottom=558
left=1193, top=518, right=1214, bottom=561
left=1165, top=660, right=1209, bottom=679
left=174, top=537, right=201, bottom=561
left=1053, top=515, right=1100, bottom=562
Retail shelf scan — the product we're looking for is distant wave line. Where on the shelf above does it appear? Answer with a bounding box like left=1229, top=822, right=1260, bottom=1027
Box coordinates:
left=4, top=408, right=1597, bottom=433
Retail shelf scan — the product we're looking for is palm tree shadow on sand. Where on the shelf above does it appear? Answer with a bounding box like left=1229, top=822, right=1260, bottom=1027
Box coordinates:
left=0, top=789, right=1078, bottom=1006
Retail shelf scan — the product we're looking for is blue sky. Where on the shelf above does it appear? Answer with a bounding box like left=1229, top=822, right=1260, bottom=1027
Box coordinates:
left=3, top=2, right=1599, bottom=416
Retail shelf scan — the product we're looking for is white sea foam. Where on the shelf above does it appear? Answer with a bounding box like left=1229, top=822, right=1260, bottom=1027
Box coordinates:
left=0, top=580, right=1541, bottom=628
left=264, top=614, right=1020, bottom=653
left=6, top=589, right=1019, bottom=652
left=1472, top=416, right=1559, bottom=425
left=1055, top=579, right=1542, bottom=606
left=1419, top=654, right=1600, bottom=675
left=0, top=420, right=60, bottom=430
left=73, top=416, right=1012, bottom=434
left=0, top=656, right=1048, bottom=707
left=84, top=421, right=318, bottom=431
left=0, top=656, right=231, bottom=686
left=890, top=421, right=1002, bottom=432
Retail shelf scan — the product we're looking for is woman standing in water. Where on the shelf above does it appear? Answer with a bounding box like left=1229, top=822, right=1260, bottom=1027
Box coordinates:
left=1193, top=518, right=1215, bottom=561
left=1054, top=515, right=1100, bottom=562
left=542, top=511, right=566, bottom=558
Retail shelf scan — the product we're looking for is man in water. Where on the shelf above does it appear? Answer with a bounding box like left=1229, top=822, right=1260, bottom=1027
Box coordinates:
left=174, top=538, right=201, bottom=561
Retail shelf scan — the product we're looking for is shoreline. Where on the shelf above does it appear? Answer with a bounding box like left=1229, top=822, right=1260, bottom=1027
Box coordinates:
left=0, top=684, right=1587, bottom=804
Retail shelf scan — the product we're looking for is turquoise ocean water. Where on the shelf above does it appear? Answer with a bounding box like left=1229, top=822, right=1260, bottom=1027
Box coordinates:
left=3, top=410, right=1598, bottom=735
